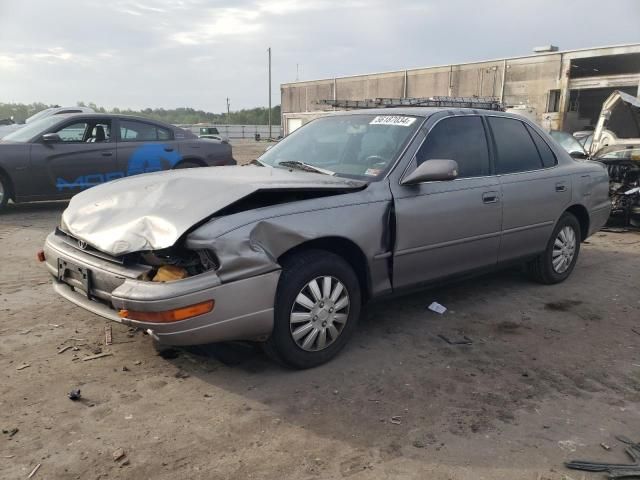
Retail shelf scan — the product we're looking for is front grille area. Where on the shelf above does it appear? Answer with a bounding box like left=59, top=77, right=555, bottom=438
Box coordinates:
left=55, top=228, right=126, bottom=264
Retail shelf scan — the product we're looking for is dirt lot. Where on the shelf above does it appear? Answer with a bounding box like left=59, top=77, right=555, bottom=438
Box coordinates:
left=1, top=141, right=640, bottom=479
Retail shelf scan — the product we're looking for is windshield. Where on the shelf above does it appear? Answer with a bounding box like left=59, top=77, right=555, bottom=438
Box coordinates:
left=550, top=131, right=586, bottom=156
left=25, top=108, right=55, bottom=124
left=2, top=116, right=62, bottom=142
left=259, top=114, right=421, bottom=180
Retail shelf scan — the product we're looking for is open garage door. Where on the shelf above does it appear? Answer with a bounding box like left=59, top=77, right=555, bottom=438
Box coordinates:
left=565, top=86, right=638, bottom=132
left=563, top=52, right=640, bottom=133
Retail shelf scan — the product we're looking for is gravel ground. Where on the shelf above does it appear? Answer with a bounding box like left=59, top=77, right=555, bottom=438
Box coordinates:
left=1, top=142, right=639, bottom=479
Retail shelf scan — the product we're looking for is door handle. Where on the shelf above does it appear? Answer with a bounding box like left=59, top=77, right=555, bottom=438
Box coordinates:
left=164, top=147, right=174, bottom=152
left=555, top=182, right=567, bottom=192
left=482, top=191, right=499, bottom=204
left=101, top=151, right=113, bottom=157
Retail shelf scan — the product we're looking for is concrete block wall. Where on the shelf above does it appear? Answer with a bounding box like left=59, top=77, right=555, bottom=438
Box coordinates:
left=281, top=44, right=640, bottom=132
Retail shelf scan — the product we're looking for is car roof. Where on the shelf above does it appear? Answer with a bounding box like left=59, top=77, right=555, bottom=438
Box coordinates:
left=327, top=107, right=521, bottom=119
left=52, top=113, right=179, bottom=129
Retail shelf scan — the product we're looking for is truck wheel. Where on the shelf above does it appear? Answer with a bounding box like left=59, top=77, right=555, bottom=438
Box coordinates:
left=0, top=175, right=9, bottom=211
left=265, top=249, right=361, bottom=369
left=527, top=212, right=581, bottom=284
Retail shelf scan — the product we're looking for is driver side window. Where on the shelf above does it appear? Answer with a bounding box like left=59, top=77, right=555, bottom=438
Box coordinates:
left=54, top=120, right=112, bottom=143
left=55, top=122, right=89, bottom=142
left=416, top=116, right=490, bottom=178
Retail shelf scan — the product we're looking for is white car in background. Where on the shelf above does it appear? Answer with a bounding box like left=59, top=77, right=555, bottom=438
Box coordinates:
left=590, top=91, right=640, bottom=155
left=0, top=106, right=95, bottom=139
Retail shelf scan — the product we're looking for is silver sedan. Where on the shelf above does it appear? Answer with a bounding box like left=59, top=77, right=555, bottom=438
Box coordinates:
left=43, top=108, right=611, bottom=368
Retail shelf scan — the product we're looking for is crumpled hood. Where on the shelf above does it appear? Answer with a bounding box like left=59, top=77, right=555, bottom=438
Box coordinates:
left=61, top=165, right=365, bottom=256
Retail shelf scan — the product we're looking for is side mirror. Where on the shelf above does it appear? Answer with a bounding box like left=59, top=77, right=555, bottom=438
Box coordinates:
left=569, top=151, right=588, bottom=160
left=42, top=133, right=62, bottom=143
left=401, top=159, right=459, bottom=185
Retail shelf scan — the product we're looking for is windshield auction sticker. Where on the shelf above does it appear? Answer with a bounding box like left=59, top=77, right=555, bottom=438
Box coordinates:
left=370, top=115, right=417, bottom=127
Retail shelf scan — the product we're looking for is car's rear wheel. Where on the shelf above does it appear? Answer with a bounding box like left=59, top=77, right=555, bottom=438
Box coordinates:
left=265, top=249, right=361, bottom=369
left=0, top=175, right=9, bottom=211
left=174, top=161, right=202, bottom=169
left=527, top=212, right=581, bottom=284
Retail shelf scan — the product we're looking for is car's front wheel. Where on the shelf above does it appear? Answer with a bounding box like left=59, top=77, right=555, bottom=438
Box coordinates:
left=527, top=212, right=581, bottom=284
left=266, top=250, right=361, bottom=369
left=0, top=175, right=9, bottom=211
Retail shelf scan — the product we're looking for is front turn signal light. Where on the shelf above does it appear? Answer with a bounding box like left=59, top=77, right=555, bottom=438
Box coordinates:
left=118, top=300, right=214, bottom=323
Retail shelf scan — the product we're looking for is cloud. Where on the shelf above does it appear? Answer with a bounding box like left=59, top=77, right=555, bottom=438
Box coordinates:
left=0, top=0, right=638, bottom=111
left=170, top=8, right=263, bottom=45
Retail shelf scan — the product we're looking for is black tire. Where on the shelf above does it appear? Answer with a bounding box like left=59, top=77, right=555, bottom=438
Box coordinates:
left=0, top=174, right=9, bottom=211
left=527, top=212, right=581, bottom=284
left=265, top=249, right=361, bottom=369
left=174, top=161, right=202, bottom=169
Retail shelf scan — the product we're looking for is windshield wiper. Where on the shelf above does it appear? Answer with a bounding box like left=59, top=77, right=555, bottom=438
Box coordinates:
left=277, top=160, right=335, bottom=176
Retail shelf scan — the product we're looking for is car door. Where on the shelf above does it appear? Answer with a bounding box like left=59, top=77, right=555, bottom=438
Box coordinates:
left=28, top=117, right=117, bottom=199
left=389, top=114, right=503, bottom=290
left=115, top=118, right=181, bottom=177
left=486, top=116, right=572, bottom=262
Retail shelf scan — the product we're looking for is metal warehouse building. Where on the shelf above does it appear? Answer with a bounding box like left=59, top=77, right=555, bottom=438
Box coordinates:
left=280, top=43, right=640, bottom=135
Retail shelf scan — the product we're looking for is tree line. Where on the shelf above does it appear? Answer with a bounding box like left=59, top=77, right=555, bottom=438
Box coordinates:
left=0, top=102, right=281, bottom=125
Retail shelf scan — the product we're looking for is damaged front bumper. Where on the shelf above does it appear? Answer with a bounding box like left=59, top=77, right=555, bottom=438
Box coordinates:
left=44, top=231, right=279, bottom=345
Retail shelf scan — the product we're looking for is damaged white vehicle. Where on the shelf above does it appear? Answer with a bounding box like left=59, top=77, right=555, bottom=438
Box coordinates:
left=590, top=90, right=640, bottom=155
left=43, top=108, right=610, bottom=368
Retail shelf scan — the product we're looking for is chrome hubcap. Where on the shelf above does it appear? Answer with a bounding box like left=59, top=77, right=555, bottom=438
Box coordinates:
left=0, top=180, right=4, bottom=204
left=290, top=276, right=349, bottom=351
left=552, top=226, right=576, bottom=274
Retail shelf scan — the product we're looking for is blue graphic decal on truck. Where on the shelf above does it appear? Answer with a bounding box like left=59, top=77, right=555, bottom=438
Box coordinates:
left=56, top=144, right=182, bottom=191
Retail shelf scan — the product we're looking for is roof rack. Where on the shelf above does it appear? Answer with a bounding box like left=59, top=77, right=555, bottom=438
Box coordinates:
left=317, top=96, right=505, bottom=111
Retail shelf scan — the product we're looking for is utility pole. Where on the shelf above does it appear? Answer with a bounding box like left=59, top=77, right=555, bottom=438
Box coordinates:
left=268, top=47, right=272, bottom=140
left=226, top=97, right=230, bottom=125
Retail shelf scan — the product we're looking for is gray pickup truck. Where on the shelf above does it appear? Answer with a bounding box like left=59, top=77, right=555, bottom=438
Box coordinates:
left=43, top=108, right=610, bottom=368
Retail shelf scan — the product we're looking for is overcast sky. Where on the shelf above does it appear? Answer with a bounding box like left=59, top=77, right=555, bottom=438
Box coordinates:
left=0, top=0, right=638, bottom=112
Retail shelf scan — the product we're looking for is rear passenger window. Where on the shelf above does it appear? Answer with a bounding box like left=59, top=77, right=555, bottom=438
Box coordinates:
left=525, top=125, right=557, bottom=168
left=120, top=120, right=173, bottom=142
left=157, top=126, right=172, bottom=140
left=416, top=116, right=490, bottom=178
left=488, top=117, right=544, bottom=174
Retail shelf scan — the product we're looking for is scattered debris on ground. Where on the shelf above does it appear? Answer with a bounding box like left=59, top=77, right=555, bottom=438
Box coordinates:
left=27, top=463, right=41, bottom=479
left=438, top=334, right=473, bottom=345
left=427, top=302, right=447, bottom=314
left=105, top=325, right=112, bottom=345
left=68, top=389, right=81, bottom=401
left=2, top=428, right=18, bottom=437
left=566, top=436, right=640, bottom=479
left=16, top=363, right=30, bottom=370
left=113, top=448, right=126, bottom=461
left=82, top=352, right=112, bottom=362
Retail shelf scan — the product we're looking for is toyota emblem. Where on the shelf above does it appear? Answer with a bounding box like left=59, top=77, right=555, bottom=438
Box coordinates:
left=77, top=240, right=88, bottom=250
